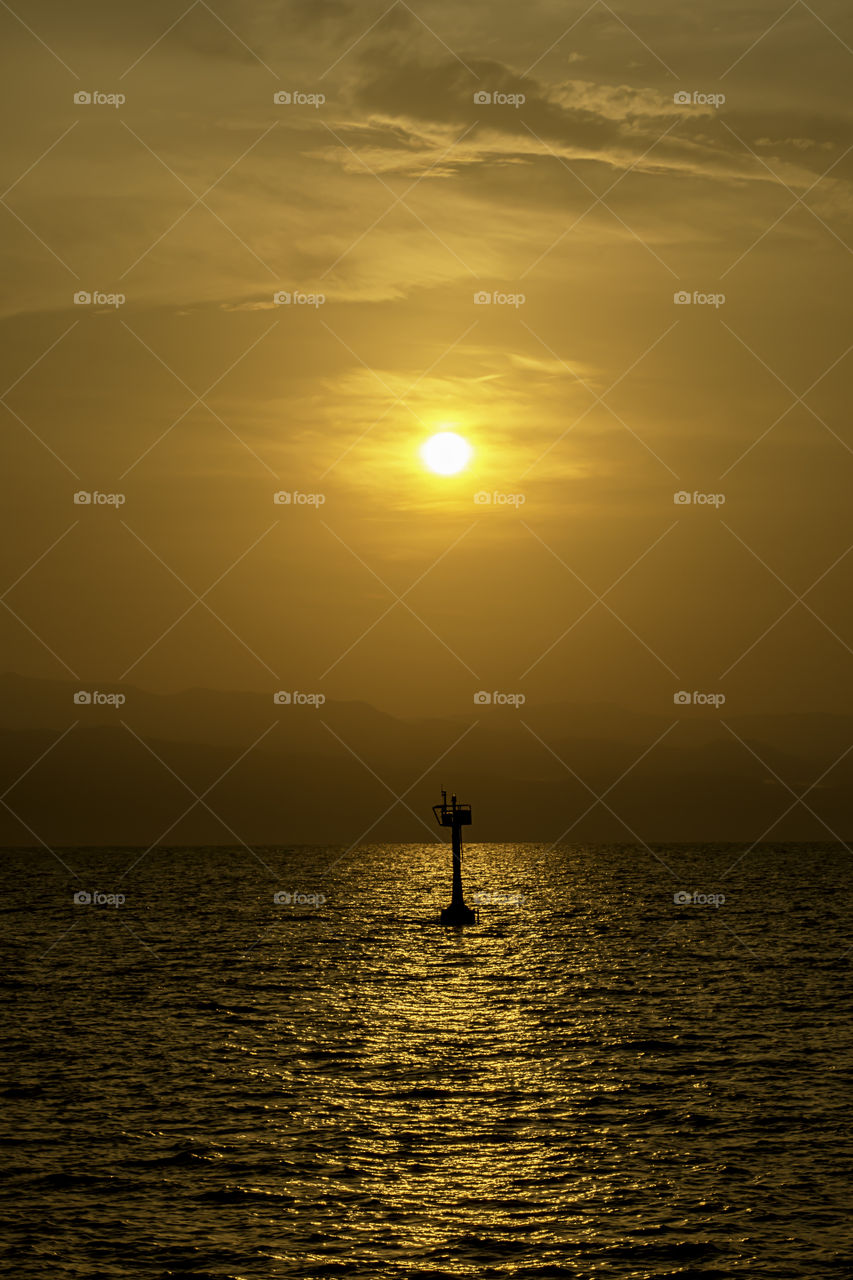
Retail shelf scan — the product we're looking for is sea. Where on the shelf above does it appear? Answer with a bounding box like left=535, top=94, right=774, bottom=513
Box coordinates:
left=1, top=842, right=850, bottom=1279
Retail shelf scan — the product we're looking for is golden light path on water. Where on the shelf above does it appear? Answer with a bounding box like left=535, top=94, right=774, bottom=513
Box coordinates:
left=257, top=842, right=593, bottom=1264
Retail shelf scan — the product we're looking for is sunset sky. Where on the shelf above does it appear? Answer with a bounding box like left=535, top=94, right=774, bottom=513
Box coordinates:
left=2, top=0, right=852, bottom=727
left=5, top=22, right=852, bottom=1280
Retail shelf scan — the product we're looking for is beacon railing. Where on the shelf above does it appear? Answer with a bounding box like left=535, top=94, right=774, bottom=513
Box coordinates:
left=432, top=801, right=472, bottom=827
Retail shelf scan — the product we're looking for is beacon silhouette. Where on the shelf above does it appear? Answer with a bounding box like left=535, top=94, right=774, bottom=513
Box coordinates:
left=433, top=789, right=478, bottom=926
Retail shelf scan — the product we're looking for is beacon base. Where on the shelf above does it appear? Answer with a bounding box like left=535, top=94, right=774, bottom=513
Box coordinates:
left=439, top=903, right=478, bottom=927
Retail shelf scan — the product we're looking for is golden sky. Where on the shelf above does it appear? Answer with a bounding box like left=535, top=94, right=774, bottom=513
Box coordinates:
left=2, top=0, right=852, bottom=723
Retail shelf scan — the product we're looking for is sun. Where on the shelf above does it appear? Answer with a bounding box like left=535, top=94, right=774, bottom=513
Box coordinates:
left=420, top=431, right=473, bottom=476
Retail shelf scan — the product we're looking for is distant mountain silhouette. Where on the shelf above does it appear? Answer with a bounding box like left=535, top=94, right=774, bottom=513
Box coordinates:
left=0, top=673, right=850, bottom=846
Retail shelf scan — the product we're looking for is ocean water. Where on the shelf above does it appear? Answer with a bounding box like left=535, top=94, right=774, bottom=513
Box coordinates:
left=1, top=842, right=850, bottom=1279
